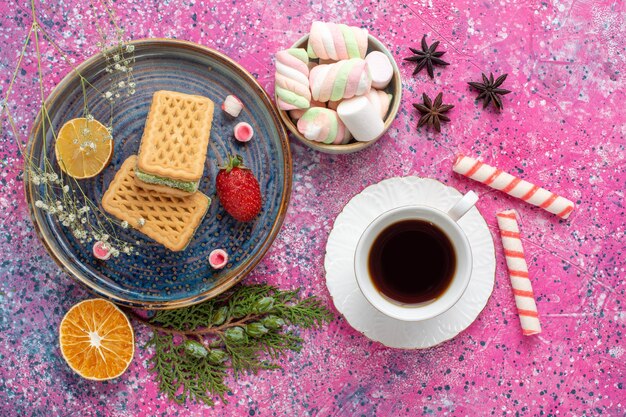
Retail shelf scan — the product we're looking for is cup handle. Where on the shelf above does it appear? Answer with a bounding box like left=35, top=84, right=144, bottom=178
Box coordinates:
left=447, top=191, right=479, bottom=222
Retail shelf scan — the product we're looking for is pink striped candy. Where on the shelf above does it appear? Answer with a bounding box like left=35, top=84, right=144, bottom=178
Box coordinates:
left=496, top=210, right=541, bottom=336
left=453, top=154, right=575, bottom=219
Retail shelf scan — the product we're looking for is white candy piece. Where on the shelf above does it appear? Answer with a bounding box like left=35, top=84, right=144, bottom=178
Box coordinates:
left=337, top=96, right=385, bottom=142
left=365, top=51, right=393, bottom=89
left=222, top=95, right=243, bottom=117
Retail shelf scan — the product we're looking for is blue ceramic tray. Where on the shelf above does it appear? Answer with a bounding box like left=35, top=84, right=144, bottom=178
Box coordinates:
left=25, top=39, right=292, bottom=309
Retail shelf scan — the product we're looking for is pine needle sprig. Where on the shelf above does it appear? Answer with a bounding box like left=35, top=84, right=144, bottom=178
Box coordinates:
left=140, top=284, right=333, bottom=407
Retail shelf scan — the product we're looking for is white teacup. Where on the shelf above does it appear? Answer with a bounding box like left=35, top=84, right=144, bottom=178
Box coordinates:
left=354, top=191, right=478, bottom=321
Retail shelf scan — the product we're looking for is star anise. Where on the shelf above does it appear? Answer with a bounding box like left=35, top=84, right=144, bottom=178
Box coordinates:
left=413, top=92, right=454, bottom=132
left=404, top=35, right=449, bottom=78
left=467, top=73, right=512, bottom=110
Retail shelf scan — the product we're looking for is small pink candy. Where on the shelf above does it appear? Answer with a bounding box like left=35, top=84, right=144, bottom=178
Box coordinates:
left=93, top=241, right=112, bottom=261
left=221, top=94, right=243, bottom=117
left=209, top=249, right=229, bottom=269
left=234, top=122, right=254, bottom=142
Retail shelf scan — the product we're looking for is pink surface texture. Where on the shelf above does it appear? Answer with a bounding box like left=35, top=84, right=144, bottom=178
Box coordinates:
left=0, top=0, right=625, bottom=416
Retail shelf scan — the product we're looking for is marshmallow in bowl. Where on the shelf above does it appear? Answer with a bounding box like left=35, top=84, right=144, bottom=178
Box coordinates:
left=337, top=96, right=384, bottom=142
left=365, top=51, right=394, bottom=89
left=289, top=99, right=326, bottom=121
left=309, top=59, right=371, bottom=102
left=297, top=107, right=351, bottom=145
left=328, top=90, right=392, bottom=119
left=365, top=90, right=393, bottom=119
left=275, top=48, right=312, bottom=110
left=307, top=21, right=368, bottom=60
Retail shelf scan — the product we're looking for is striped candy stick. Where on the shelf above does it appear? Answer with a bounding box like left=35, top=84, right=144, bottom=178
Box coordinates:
left=453, top=154, right=575, bottom=219
left=496, top=210, right=541, bottom=336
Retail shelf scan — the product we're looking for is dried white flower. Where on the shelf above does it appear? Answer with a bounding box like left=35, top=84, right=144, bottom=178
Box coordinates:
left=118, top=81, right=125, bottom=88
left=86, top=114, right=94, bottom=121
left=137, top=217, right=146, bottom=227
left=121, top=221, right=129, bottom=229
left=31, top=175, right=41, bottom=185
left=35, top=200, right=44, bottom=208
left=113, top=54, right=120, bottom=62
left=62, top=185, right=69, bottom=193
left=111, top=248, right=120, bottom=258
left=125, top=44, right=135, bottom=53
left=80, top=141, right=96, bottom=152
left=104, top=91, right=113, bottom=99
left=101, top=234, right=110, bottom=242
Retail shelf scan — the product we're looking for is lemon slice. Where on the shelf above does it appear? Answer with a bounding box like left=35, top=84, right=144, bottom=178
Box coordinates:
left=54, top=118, right=113, bottom=179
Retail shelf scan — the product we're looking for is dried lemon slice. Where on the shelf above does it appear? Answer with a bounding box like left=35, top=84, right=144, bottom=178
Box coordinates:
left=59, top=299, right=134, bottom=380
left=54, top=118, right=113, bottom=179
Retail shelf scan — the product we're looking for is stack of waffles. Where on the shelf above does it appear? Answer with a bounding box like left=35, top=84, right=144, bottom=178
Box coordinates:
left=102, top=90, right=214, bottom=251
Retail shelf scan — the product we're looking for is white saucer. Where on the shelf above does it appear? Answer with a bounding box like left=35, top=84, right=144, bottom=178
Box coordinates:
left=324, top=177, right=496, bottom=349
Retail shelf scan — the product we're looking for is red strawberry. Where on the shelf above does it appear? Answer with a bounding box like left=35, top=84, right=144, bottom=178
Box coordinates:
left=215, top=155, right=262, bottom=222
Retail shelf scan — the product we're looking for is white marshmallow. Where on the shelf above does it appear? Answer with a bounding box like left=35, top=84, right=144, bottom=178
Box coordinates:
left=365, top=90, right=392, bottom=119
left=365, top=51, right=394, bottom=90
left=337, top=96, right=385, bottom=142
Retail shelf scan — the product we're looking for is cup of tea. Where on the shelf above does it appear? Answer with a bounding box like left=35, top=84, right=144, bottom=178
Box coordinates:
left=354, top=191, right=478, bottom=321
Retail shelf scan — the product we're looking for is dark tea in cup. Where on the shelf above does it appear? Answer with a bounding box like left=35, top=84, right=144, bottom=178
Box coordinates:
left=368, top=219, right=456, bottom=304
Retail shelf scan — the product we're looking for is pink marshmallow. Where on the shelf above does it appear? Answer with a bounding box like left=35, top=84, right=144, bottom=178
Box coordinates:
left=234, top=122, right=254, bottom=142
left=209, top=249, right=229, bottom=269
left=93, top=241, right=112, bottom=261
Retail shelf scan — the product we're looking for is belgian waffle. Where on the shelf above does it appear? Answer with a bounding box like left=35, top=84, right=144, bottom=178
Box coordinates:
left=102, top=156, right=210, bottom=251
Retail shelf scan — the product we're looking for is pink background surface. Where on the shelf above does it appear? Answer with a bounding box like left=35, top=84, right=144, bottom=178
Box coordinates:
left=1, top=0, right=625, bottom=416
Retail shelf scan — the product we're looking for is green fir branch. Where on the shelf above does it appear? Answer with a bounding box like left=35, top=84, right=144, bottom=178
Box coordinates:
left=141, top=284, right=333, bottom=407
